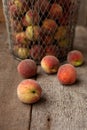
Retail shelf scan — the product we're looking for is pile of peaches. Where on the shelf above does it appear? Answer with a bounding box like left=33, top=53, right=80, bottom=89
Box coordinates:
left=8, top=0, right=73, bottom=61
left=16, top=50, right=84, bottom=104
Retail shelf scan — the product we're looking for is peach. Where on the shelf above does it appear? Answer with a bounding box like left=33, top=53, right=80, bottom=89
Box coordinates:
left=41, top=55, right=60, bottom=74
left=67, top=50, right=84, bottom=66
left=9, top=0, right=28, bottom=17
left=45, top=45, right=59, bottom=57
left=41, top=35, right=53, bottom=45
left=30, top=45, right=44, bottom=61
left=18, top=47, right=29, bottom=59
left=34, top=0, right=50, bottom=15
left=17, top=59, right=37, bottom=78
left=10, top=19, right=23, bottom=32
left=15, top=32, right=28, bottom=45
left=24, top=9, right=39, bottom=26
left=49, top=3, right=63, bottom=20
left=17, top=79, right=42, bottom=104
left=57, top=64, right=77, bottom=85
left=26, top=26, right=40, bottom=41
left=58, top=39, right=69, bottom=47
left=42, top=19, right=58, bottom=35
left=58, top=0, right=72, bottom=25
left=9, top=4, right=18, bottom=17
left=59, top=13, right=70, bottom=25
left=22, top=16, right=29, bottom=27
left=54, top=26, right=67, bottom=41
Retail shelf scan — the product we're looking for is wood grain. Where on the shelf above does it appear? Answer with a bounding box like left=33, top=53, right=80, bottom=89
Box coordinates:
left=0, top=0, right=5, bottom=22
left=0, top=24, right=31, bottom=130
left=30, top=27, right=87, bottom=130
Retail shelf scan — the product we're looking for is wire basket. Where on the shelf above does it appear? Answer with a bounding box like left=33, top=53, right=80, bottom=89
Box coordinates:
left=2, top=0, right=80, bottom=64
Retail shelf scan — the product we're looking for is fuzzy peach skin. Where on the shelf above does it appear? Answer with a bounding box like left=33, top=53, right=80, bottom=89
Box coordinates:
left=9, top=0, right=28, bottom=17
left=67, top=50, right=84, bottom=67
left=24, top=9, right=39, bottom=26
left=41, top=55, right=60, bottom=74
left=49, top=3, right=63, bottom=20
left=42, top=19, right=58, bottom=35
left=30, top=45, right=44, bottom=61
left=17, top=79, right=42, bottom=104
left=15, top=32, right=28, bottom=45
left=57, top=64, right=77, bottom=85
left=54, top=26, right=67, bottom=41
left=17, top=59, right=37, bottom=78
left=17, top=47, right=29, bottom=59
left=45, top=45, right=59, bottom=57
left=26, top=26, right=40, bottom=41
left=34, top=0, right=50, bottom=15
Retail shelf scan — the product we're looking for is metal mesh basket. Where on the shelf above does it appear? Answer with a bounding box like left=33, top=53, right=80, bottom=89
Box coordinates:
left=2, top=0, right=80, bottom=64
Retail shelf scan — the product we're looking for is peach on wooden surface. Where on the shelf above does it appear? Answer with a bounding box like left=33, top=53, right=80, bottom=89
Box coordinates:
left=41, top=55, right=60, bottom=74
left=67, top=50, right=84, bottom=67
left=17, top=59, right=37, bottom=78
left=17, top=79, right=42, bottom=104
left=57, top=64, right=77, bottom=85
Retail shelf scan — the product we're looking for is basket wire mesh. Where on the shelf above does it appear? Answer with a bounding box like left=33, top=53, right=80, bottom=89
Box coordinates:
left=2, top=0, right=80, bottom=64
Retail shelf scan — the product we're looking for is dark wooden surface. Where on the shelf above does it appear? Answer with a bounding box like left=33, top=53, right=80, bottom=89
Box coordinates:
left=0, top=23, right=87, bottom=130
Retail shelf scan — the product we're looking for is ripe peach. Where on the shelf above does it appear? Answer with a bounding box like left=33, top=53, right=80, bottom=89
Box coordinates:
left=24, top=9, right=39, bottom=26
left=67, top=50, right=84, bottom=67
left=42, top=35, right=53, bottom=45
left=10, top=19, right=23, bottom=32
left=42, top=19, right=58, bottom=35
left=49, top=3, right=63, bottom=20
left=54, top=26, right=67, bottom=41
left=45, top=45, right=59, bottom=57
left=18, top=47, right=29, bottom=59
left=58, top=39, right=69, bottom=47
left=58, top=0, right=71, bottom=25
left=26, top=26, right=40, bottom=41
left=41, top=55, right=60, bottom=74
left=59, top=13, right=69, bottom=25
left=57, top=64, right=77, bottom=85
left=30, top=45, right=44, bottom=61
left=9, top=4, right=18, bottom=17
left=17, top=59, right=37, bottom=78
left=17, top=79, right=42, bottom=104
left=9, top=0, right=28, bottom=17
left=15, top=32, right=28, bottom=45
left=34, top=0, right=50, bottom=15
left=22, top=16, right=29, bottom=27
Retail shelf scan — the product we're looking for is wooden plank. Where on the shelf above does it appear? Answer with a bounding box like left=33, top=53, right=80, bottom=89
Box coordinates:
left=0, top=0, right=5, bottom=22
left=0, top=23, right=87, bottom=130
left=30, top=27, right=87, bottom=130
left=0, top=24, right=31, bottom=130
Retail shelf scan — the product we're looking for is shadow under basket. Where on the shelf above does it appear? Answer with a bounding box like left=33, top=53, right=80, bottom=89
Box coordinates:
left=2, top=0, right=80, bottom=64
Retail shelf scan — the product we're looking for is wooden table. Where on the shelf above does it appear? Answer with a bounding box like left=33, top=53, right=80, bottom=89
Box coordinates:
left=0, top=23, right=87, bottom=130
